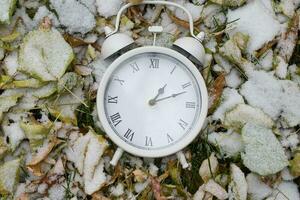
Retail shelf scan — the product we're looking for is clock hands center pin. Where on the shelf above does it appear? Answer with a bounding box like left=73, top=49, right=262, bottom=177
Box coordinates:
left=148, top=84, right=167, bottom=106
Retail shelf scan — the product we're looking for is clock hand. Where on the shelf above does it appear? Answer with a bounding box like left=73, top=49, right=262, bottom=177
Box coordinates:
left=149, top=84, right=167, bottom=105
left=154, top=91, right=187, bottom=103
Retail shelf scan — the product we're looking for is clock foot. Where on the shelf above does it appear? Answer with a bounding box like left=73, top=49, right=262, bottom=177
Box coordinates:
left=176, top=151, right=189, bottom=169
left=110, top=147, right=124, bottom=166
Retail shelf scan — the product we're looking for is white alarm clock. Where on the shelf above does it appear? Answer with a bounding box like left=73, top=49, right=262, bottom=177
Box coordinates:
left=97, top=1, right=208, bottom=168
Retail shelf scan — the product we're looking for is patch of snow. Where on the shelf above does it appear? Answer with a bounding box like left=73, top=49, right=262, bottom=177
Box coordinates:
left=96, top=0, right=123, bottom=18
left=110, top=183, right=124, bottom=197
left=208, top=130, right=244, bottom=158
left=258, top=49, right=273, bottom=70
left=240, top=70, right=300, bottom=127
left=228, top=164, right=247, bottom=200
left=212, top=88, right=244, bottom=121
left=33, top=6, right=59, bottom=28
left=269, top=181, right=300, bottom=200
left=168, top=0, right=203, bottom=21
left=246, top=173, right=273, bottom=200
left=225, top=69, right=242, bottom=88
left=224, top=104, right=274, bottom=130
left=3, top=51, right=18, bottom=76
left=227, top=0, right=282, bottom=52
left=50, top=0, right=96, bottom=34
left=241, top=123, right=288, bottom=176
left=275, top=56, right=288, bottom=79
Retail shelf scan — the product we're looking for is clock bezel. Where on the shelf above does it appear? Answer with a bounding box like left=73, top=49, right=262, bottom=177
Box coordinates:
left=97, top=46, right=208, bottom=158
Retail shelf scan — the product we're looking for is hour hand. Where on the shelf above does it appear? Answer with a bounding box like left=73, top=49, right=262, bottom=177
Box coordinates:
left=149, top=84, right=167, bottom=105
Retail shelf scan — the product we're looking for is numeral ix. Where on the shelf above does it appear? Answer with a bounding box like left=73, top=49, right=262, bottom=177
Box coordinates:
left=108, top=96, right=118, bottom=104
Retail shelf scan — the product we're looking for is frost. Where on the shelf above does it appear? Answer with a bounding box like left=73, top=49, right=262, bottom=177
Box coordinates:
left=240, top=70, right=300, bottom=127
left=208, top=130, right=244, bottom=158
left=228, top=164, right=247, bottom=200
left=96, top=0, right=123, bottom=18
left=224, top=104, right=274, bottom=130
left=0, top=159, right=20, bottom=195
left=169, top=1, right=203, bottom=21
left=241, top=123, right=288, bottom=176
left=227, top=0, right=282, bottom=52
left=246, top=173, right=272, bottom=200
left=50, top=0, right=96, bottom=34
left=212, top=88, right=244, bottom=121
left=19, top=28, right=74, bottom=81
left=0, top=0, right=16, bottom=24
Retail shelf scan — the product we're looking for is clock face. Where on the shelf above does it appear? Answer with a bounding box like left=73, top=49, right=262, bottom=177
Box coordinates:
left=102, top=50, right=203, bottom=151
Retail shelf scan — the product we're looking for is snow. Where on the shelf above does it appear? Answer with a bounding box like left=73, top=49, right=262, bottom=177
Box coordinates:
left=148, top=163, right=159, bottom=177
left=2, top=122, right=25, bottom=152
left=270, top=181, right=300, bottom=200
left=110, top=183, right=124, bottom=197
left=3, top=51, right=19, bottom=76
left=246, top=173, right=272, bottom=200
left=208, top=130, right=244, bottom=158
left=169, top=1, right=203, bottom=21
left=50, top=0, right=96, bottom=34
left=225, top=69, right=242, bottom=88
left=228, top=164, right=247, bottom=200
left=0, top=0, right=16, bottom=23
left=33, top=6, right=60, bottom=28
left=275, top=56, right=288, bottom=79
left=224, top=104, right=274, bottom=130
left=227, top=0, right=282, bottom=52
left=0, top=159, right=20, bottom=194
left=19, top=28, right=74, bottom=81
left=48, top=184, right=66, bottom=200
left=96, top=0, right=123, bottom=18
left=212, top=88, right=244, bottom=121
left=257, top=49, right=273, bottom=71
left=240, top=70, right=300, bottom=127
left=241, top=123, right=288, bottom=176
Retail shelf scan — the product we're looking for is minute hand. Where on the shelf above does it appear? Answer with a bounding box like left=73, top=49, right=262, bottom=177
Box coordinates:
left=155, top=91, right=187, bottom=103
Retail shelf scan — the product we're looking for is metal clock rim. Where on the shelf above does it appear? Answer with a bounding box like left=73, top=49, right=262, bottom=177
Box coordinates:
left=97, top=46, right=208, bottom=158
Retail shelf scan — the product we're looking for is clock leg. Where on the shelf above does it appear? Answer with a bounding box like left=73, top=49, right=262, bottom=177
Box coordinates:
left=176, top=151, right=189, bottom=169
left=110, top=147, right=124, bottom=166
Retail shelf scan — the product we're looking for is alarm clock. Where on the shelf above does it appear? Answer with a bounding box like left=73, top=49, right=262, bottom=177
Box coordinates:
left=97, top=0, right=208, bottom=168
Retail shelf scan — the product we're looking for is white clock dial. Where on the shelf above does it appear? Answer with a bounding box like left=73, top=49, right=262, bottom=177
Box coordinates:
left=103, top=52, right=202, bottom=150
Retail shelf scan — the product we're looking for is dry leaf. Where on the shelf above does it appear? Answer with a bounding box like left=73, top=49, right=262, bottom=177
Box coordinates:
left=208, top=73, right=226, bottom=114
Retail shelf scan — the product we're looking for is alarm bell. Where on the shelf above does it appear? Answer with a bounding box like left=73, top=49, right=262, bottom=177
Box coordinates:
left=101, top=26, right=134, bottom=60
left=173, top=32, right=206, bottom=67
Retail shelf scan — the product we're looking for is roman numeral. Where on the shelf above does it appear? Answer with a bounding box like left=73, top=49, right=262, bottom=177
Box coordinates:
left=145, top=136, right=153, bottom=146
left=124, top=128, right=134, bottom=141
left=130, top=62, right=140, bottom=73
left=182, top=82, right=191, bottom=89
left=167, top=134, right=174, bottom=143
left=114, top=76, right=125, bottom=85
left=149, top=58, right=159, bottom=69
left=178, top=119, right=188, bottom=130
left=108, top=96, right=118, bottom=104
left=186, top=102, right=196, bottom=109
left=110, top=112, right=122, bottom=127
left=170, top=66, right=177, bottom=74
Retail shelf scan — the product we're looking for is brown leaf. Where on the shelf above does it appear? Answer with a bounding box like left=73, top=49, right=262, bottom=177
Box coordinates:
left=166, top=9, right=201, bottom=31
left=92, top=193, right=111, bottom=200
left=63, top=34, right=88, bottom=47
left=208, top=74, right=226, bottom=114
left=127, top=0, right=143, bottom=3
